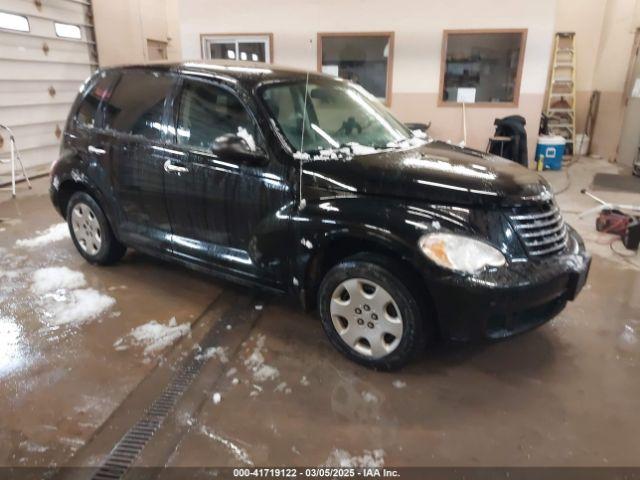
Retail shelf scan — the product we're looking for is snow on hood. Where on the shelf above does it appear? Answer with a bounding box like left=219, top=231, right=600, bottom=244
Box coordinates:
left=293, top=135, right=430, bottom=162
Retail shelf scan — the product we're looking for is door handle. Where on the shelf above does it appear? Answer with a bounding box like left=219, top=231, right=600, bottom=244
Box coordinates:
left=164, top=159, right=189, bottom=174
left=88, top=145, right=106, bottom=155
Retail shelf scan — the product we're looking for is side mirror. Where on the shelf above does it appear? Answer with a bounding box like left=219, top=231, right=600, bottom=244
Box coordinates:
left=405, top=122, right=431, bottom=133
left=213, top=133, right=267, bottom=164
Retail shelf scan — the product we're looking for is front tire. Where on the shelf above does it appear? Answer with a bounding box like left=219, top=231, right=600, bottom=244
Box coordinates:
left=67, top=191, right=126, bottom=265
left=318, top=254, right=428, bottom=370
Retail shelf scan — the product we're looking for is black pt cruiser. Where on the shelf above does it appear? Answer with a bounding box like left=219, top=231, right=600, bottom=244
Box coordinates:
left=50, top=61, right=591, bottom=369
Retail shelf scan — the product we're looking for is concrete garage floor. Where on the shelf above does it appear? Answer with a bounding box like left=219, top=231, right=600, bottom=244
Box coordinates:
left=1, top=157, right=639, bottom=472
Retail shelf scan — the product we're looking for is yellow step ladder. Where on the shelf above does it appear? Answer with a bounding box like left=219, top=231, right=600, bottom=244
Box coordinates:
left=545, top=32, right=576, bottom=154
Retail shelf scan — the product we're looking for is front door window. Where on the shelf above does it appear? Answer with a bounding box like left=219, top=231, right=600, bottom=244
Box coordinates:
left=175, top=79, right=263, bottom=154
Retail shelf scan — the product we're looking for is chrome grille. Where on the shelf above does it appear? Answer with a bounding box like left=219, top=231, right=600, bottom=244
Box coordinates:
left=508, top=202, right=568, bottom=257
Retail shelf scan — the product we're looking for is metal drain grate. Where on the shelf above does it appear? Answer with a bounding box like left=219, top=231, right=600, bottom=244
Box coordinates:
left=92, top=359, right=204, bottom=480
left=91, top=300, right=255, bottom=480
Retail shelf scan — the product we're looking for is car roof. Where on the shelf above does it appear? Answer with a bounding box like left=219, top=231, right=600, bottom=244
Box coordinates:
left=101, top=60, right=334, bottom=89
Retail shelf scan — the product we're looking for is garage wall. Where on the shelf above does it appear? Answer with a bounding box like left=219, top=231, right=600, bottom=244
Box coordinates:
left=590, top=0, right=640, bottom=161
left=0, top=0, right=98, bottom=175
left=555, top=0, right=607, bottom=141
left=557, top=0, right=640, bottom=160
left=178, top=0, right=557, bottom=165
left=92, top=0, right=181, bottom=66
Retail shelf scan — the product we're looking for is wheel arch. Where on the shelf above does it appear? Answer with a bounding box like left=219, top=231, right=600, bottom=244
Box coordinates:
left=55, top=178, right=122, bottom=242
left=302, top=232, right=437, bottom=325
left=56, top=179, right=91, bottom=219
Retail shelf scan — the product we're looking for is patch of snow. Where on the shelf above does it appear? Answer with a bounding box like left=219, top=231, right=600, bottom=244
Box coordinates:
left=42, top=288, right=115, bottom=326
left=293, top=151, right=310, bottom=161
left=59, top=436, right=85, bottom=449
left=226, top=367, right=238, bottom=377
left=212, top=392, right=221, bottom=404
left=244, top=334, right=279, bottom=383
left=114, top=317, right=190, bottom=355
left=16, top=223, right=70, bottom=249
left=361, top=391, right=379, bottom=403
left=236, top=127, right=256, bottom=152
left=411, top=129, right=428, bottom=139
left=195, top=346, right=228, bottom=363
left=346, top=142, right=378, bottom=155
left=253, top=364, right=279, bottom=382
left=254, top=304, right=263, bottom=311
left=618, top=324, right=638, bottom=353
left=388, top=136, right=429, bottom=150
left=70, top=169, right=86, bottom=183
left=108, top=285, right=128, bottom=291
left=300, top=238, right=313, bottom=249
left=0, top=269, right=20, bottom=281
left=200, top=426, right=253, bottom=466
left=176, top=411, right=195, bottom=427
left=324, top=448, right=385, bottom=468
left=32, top=266, right=86, bottom=294
left=20, top=440, right=48, bottom=453
left=226, top=324, right=232, bottom=330
left=316, top=149, right=340, bottom=160
left=232, top=377, right=239, bottom=385
left=392, top=380, right=407, bottom=389
left=300, top=375, right=310, bottom=386
left=274, top=382, right=291, bottom=394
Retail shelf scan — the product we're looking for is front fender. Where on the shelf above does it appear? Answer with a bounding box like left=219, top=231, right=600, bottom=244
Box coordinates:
left=290, top=194, right=476, bottom=298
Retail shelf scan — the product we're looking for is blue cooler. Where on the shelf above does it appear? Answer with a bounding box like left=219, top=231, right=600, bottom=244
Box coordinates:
left=536, top=136, right=566, bottom=170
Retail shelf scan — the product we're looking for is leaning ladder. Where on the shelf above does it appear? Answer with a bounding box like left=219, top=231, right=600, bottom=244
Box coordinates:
left=0, top=124, right=32, bottom=197
left=546, top=32, right=577, bottom=154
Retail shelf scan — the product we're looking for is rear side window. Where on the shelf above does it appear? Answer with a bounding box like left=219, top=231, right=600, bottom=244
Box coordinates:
left=176, top=79, right=262, bottom=152
left=76, top=72, right=117, bottom=129
left=102, top=69, right=174, bottom=141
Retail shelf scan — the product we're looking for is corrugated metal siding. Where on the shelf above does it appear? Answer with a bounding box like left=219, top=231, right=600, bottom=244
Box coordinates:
left=0, top=0, right=97, bottom=175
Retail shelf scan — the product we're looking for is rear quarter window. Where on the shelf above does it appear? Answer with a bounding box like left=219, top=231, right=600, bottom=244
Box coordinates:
left=101, top=69, right=175, bottom=141
left=75, top=72, right=118, bottom=129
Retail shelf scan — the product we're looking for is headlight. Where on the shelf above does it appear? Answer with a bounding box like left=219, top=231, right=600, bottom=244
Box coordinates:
left=419, top=233, right=506, bottom=274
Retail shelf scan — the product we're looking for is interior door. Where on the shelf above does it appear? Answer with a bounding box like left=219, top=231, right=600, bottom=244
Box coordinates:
left=99, top=69, right=176, bottom=252
left=164, top=77, right=291, bottom=285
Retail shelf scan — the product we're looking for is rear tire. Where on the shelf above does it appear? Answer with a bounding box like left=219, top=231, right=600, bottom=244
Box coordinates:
left=67, top=191, right=126, bottom=265
left=318, top=254, right=428, bottom=370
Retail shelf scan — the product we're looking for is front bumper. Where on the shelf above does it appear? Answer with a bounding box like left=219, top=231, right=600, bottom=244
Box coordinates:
left=424, top=226, right=591, bottom=342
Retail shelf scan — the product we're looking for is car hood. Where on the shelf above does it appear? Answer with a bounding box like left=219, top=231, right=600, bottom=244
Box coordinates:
left=301, top=140, right=552, bottom=206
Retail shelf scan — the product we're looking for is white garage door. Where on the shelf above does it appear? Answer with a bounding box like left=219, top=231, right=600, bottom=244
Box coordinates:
left=0, top=0, right=97, bottom=176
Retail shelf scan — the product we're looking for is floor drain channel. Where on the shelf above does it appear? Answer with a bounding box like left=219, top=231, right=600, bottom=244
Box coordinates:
left=91, top=299, right=257, bottom=480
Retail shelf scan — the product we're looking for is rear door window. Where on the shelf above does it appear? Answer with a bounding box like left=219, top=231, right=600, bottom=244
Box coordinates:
left=175, top=79, right=263, bottom=152
left=76, top=72, right=118, bottom=129
left=102, top=69, right=175, bottom=141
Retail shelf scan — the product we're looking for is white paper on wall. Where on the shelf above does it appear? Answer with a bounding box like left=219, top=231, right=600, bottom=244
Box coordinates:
left=321, top=65, right=339, bottom=77
left=457, top=87, right=477, bottom=103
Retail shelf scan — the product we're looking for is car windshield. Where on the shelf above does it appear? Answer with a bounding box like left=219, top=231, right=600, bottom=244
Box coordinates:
left=260, top=78, right=414, bottom=154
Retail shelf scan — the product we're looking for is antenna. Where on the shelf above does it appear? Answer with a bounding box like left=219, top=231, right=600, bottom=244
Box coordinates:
left=298, top=72, right=310, bottom=210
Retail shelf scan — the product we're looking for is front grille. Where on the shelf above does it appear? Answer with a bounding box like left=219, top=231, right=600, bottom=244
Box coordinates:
left=508, top=202, right=568, bottom=257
